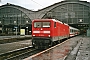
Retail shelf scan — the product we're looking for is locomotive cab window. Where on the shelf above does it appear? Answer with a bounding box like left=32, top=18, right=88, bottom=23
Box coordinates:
left=42, top=22, right=50, bottom=27
left=34, top=22, right=50, bottom=28
left=34, top=22, right=41, bottom=27
left=54, top=22, right=56, bottom=27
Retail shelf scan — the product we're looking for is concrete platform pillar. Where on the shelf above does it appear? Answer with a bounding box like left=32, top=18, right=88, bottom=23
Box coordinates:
left=87, top=29, right=90, bottom=37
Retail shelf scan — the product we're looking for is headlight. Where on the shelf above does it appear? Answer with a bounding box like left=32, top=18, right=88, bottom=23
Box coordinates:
left=33, top=35, right=35, bottom=36
left=48, top=35, right=50, bottom=37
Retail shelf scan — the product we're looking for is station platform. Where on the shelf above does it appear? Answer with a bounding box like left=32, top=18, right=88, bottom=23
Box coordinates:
left=0, top=35, right=32, bottom=40
left=0, top=35, right=32, bottom=44
left=24, top=36, right=90, bottom=60
left=75, top=37, right=90, bottom=60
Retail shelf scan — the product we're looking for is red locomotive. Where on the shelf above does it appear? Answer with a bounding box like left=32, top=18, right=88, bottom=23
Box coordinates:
left=32, top=19, right=80, bottom=49
left=32, top=19, right=70, bottom=49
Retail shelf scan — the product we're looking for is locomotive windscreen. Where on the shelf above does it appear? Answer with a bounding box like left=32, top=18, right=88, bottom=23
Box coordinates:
left=34, top=22, right=50, bottom=28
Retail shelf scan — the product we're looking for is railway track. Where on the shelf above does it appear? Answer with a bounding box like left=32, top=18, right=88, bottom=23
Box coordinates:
left=0, top=46, right=41, bottom=60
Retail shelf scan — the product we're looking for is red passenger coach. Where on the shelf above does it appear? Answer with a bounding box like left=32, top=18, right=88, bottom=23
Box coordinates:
left=32, top=19, right=69, bottom=49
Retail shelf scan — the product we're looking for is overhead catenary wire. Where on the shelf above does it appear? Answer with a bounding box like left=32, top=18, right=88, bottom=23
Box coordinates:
left=30, top=0, right=44, bottom=7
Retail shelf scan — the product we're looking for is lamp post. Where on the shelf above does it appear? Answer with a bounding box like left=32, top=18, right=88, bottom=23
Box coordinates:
left=14, top=21, right=18, bottom=36
left=15, top=27, right=17, bottom=36
left=26, top=27, right=28, bottom=35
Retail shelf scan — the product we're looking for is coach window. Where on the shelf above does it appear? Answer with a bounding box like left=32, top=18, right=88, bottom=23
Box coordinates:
left=34, top=22, right=41, bottom=27
left=70, top=29, right=72, bottom=33
left=54, top=22, right=56, bottom=27
left=43, top=22, right=50, bottom=27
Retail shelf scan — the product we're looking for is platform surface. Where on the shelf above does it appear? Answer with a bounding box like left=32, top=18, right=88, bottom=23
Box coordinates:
left=76, top=37, right=90, bottom=60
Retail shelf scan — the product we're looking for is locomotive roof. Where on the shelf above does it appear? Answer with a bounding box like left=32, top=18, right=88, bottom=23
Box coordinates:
left=52, top=19, right=69, bottom=26
left=33, top=19, right=69, bottom=26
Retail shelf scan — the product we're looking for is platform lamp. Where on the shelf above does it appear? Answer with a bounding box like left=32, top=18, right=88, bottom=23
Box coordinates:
left=26, top=27, right=28, bottom=35
left=14, top=21, right=17, bottom=36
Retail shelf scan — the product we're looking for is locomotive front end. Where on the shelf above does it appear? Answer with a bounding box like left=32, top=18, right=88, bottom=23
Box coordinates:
left=32, top=19, right=52, bottom=49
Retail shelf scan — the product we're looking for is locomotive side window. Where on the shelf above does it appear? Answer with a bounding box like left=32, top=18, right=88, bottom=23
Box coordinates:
left=70, top=29, right=73, bottom=33
left=42, top=22, right=50, bottom=27
left=54, top=22, right=56, bottom=27
left=34, top=22, right=41, bottom=27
